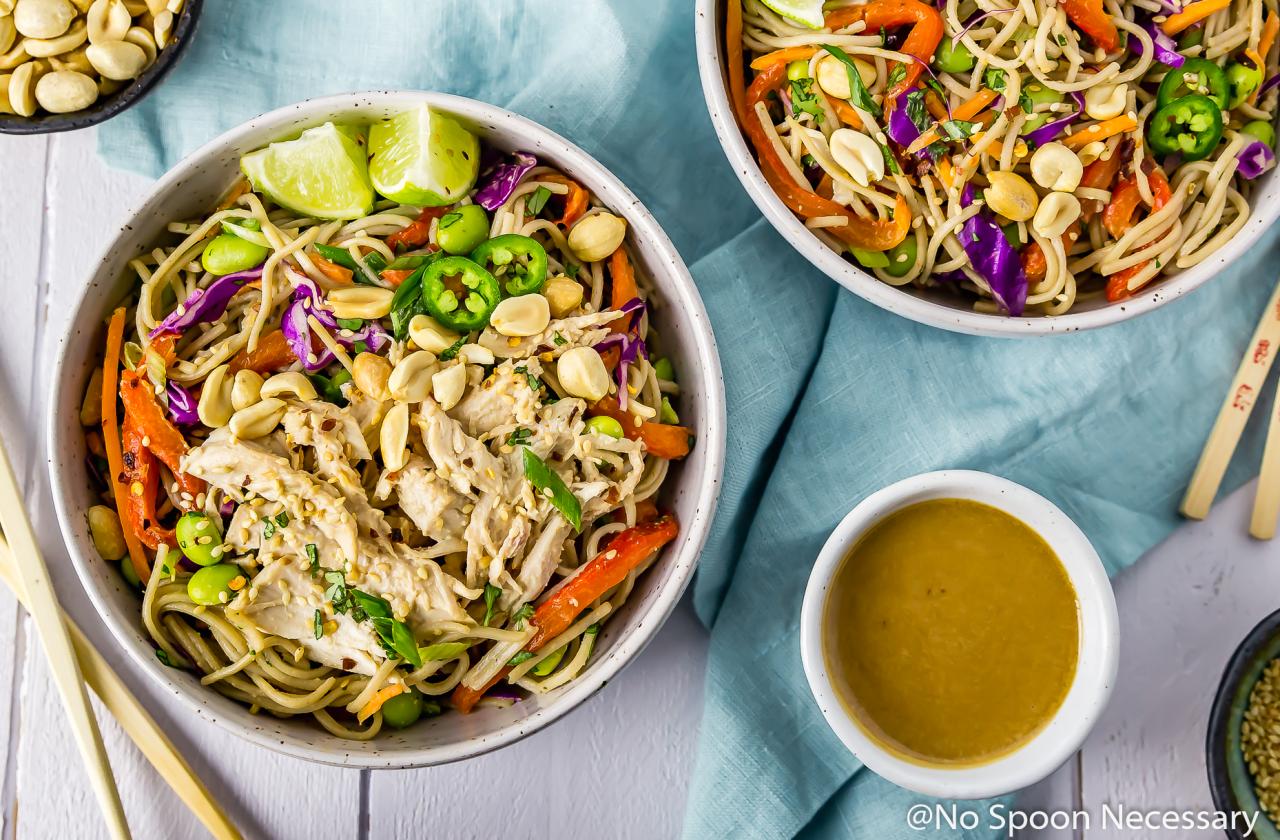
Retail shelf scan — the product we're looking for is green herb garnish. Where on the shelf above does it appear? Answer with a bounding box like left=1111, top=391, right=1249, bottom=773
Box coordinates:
left=521, top=447, right=582, bottom=531
left=526, top=185, right=552, bottom=216
left=823, top=44, right=881, bottom=119
left=438, top=336, right=466, bottom=361
left=508, top=651, right=536, bottom=666
left=482, top=583, right=501, bottom=626
left=313, top=609, right=324, bottom=640
left=506, top=427, right=533, bottom=447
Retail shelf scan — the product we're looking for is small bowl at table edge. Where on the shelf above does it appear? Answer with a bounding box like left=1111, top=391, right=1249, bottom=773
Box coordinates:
left=0, top=0, right=202, bottom=136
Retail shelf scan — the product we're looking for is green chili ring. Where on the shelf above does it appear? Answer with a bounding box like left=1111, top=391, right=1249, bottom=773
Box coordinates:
left=1146, top=94, right=1224, bottom=161
left=420, top=256, right=502, bottom=332
left=1156, top=58, right=1229, bottom=110
left=470, top=234, right=548, bottom=297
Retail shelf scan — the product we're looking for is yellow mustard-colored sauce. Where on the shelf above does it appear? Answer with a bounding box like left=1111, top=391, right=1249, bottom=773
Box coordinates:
left=824, top=498, right=1080, bottom=766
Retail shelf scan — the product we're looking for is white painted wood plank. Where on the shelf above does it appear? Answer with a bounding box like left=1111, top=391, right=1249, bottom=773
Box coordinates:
left=12, top=128, right=361, bottom=840
left=368, top=595, right=708, bottom=839
left=1014, top=756, right=1080, bottom=839
left=1080, top=480, right=1277, bottom=839
left=0, top=132, right=50, bottom=839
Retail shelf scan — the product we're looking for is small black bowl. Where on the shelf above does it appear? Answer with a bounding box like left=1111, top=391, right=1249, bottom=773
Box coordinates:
left=0, top=0, right=202, bottom=135
left=1208, top=606, right=1280, bottom=840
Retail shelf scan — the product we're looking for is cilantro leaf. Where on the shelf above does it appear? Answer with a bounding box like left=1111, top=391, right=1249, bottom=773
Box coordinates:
left=887, top=64, right=906, bottom=90
left=940, top=119, right=980, bottom=141
left=482, top=583, right=501, bottom=626
left=512, top=603, right=535, bottom=630
left=438, top=336, right=466, bottom=361
left=789, top=78, right=824, bottom=123
left=506, top=427, right=533, bottom=447
left=526, top=185, right=552, bottom=216
left=984, top=68, right=1006, bottom=93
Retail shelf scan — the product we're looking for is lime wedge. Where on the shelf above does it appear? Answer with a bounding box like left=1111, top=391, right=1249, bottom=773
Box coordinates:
left=368, top=105, right=480, bottom=207
left=760, top=0, right=825, bottom=29
left=240, top=122, right=375, bottom=220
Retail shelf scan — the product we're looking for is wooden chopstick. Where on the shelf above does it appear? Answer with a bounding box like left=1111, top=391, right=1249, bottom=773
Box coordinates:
left=0, top=536, right=242, bottom=840
left=1253, top=392, right=1280, bottom=538
left=0, top=443, right=131, bottom=839
left=1182, top=278, right=1280, bottom=520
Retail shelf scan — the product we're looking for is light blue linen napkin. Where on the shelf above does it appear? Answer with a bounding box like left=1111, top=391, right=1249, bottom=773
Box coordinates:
left=98, top=2, right=1280, bottom=837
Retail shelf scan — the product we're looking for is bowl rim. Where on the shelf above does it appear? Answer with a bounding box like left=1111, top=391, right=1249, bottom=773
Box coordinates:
left=693, top=0, right=1278, bottom=337
left=1206, top=605, right=1280, bottom=840
left=0, top=0, right=203, bottom=136
left=45, top=90, right=727, bottom=767
left=799, top=470, right=1120, bottom=798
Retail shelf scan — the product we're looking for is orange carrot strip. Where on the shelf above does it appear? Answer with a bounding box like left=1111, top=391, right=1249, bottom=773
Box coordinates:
left=1063, top=115, right=1138, bottom=149
left=727, top=0, right=747, bottom=127
left=589, top=396, right=693, bottom=460
left=542, top=175, right=589, bottom=227
left=100, top=308, right=150, bottom=583
left=825, top=0, right=944, bottom=97
left=119, top=368, right=204, bottom=502
left=608, top=247, right=639, bottom=335
left=749, top=46, right=818, bottom=70
left=387, top=207, right=449, bottom=251
left=453, top=517, right=680, bottom=713
left=216, top=177, right=251, bottom=211
left=358, top=684, right=406, bottom=723
left=1161, top=0, right=1231, bottom=34
left=906, top=89, right=999, bottom=153
left=1261, top=11, right=1278, bottom=67
left=380, top=269, right=415, bottom=287
left=832, top=100, right=863, bottom=128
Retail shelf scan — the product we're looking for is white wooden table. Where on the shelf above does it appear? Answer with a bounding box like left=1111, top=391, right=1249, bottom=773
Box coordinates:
left=0, top=128, right=1271, bottom=839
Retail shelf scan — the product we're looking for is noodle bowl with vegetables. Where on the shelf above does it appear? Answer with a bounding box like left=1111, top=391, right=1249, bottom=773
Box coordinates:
left=79, top=105, right=695, bottom=740
left=725, top=0, right=1278, bottom=316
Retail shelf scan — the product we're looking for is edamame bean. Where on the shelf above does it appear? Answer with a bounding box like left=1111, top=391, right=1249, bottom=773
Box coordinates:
left=1244, top=119, right=1277, bottom=147
left=176, top=511, right=224, bottom=566
left=660, top=396, right=679, bottom=425
left=381, top=690, right=424, bottom=729
left=532, top=645, right=566, bottom=676
left=1227, top=62, right=1262, bottom=108
left=202, top=232, right=268, bottom=276
left=850, top=247, right=889, bottom=269
left=883, top=236, right=919, bottom=278
left=1019, top=83, right=1065, bottom=135
left=120, top=558, right=141, bottom=588
left=585, top=415, right=624, bottom=439
left=934, top=35, right=975, bottom=73
left=786, top=59, right=809, bottom=80
left=652, top=357, right=675, bottom=381
left=187, top=563, right=244, bottom=606
left=436, top=205, right=490, bottom=255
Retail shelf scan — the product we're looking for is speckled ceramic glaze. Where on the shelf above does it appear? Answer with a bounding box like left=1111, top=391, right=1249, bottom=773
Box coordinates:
left=46, top=91, right=726, bottom=767
left=694, top=0, right=1280, bottom=337
left=800, top=471, right=1119, bottom=797
left=0, top=0, right=202, bottom=135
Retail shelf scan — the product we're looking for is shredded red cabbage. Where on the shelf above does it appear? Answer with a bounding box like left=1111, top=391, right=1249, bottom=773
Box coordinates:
left=887, top=90, right=924, bottom=150
left=1133, top=19, right=1186, bottom=67
left=148, top=264, right=264, bottom=338
left=593, top=298, right=649, bottom=409
left=282, top=268, right=389, bottom=371
left=473, top=152, right=537, bottom=211
left=1261, top=71, right=1280, bottom=97
left=1238, top=140, right=1276, bottom=178
left=165, top=380, right=199, bottom=426
left=1023, top=92, right=1085, bottom=150
left=958, top=186, right=1028, bottom=316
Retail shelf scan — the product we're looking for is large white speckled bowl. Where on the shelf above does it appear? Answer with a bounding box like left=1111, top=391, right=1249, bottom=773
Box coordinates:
left=695, top=0, right=1280, bottom=336
left=46, top=91, right=726, bottom=768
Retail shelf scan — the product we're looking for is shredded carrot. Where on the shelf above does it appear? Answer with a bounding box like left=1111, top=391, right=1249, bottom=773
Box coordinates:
left=908, top=109, right=996, bottom=155
left=216, top=177, right=251, bottom=211
left=1064, top=114, right=1138, bottom=149
left=358, top=684, right=407, bottom=723
left=608, top=247, right=639, bottom=335
left=1261, top=10, right=1278, bottom=63
left=120, top=368, right=204, bottom=501
left=1248, top=44, right=1269, bottom=102
left=726, top=0, right=747, bottom=127
left=923, top=90, right=949, bottom=121
left=936, top=156, right=955, bottom=188
left=100, top=308, right=150, bottom=583
left=832, top=100, right=863, bottom=128
left=542, top=175, right=589, bottom=227
left=312, top=255, right=353, bottom=285
left=952, top=87, right=999, bottom=121
left=749, top=46, right=818, bottom=70
left=1161, top=0, right=1231, bottom=34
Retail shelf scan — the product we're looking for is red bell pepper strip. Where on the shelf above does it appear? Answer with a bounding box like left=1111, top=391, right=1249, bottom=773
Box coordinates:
left=588, top=396, right=692, bottom=460
left=229, top=329, right=297, bottom=374
left=119, top=368, right=205, bottom=503
left=386, top=207, right=449, bottom=251
left=120, top=412, right=177, bottom=551
left=743, top=62, right=912, bottom=252
left=1079, top=153, right=1125, bottom=221
left=452, top=516, right=680, bottom=713
left=1104, top=169, right=1172, bottom=301
left=825, top=0, right=944, bottom=97
left=1058, top=0, right=1119, bottom=51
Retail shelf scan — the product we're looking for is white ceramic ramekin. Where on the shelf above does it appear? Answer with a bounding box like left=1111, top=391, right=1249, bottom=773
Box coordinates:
left=46, top=91, right=726, bottom=768
left=694, top=0, right=1280, bottom=337
left=799, top=470, right=1119, bottom=798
